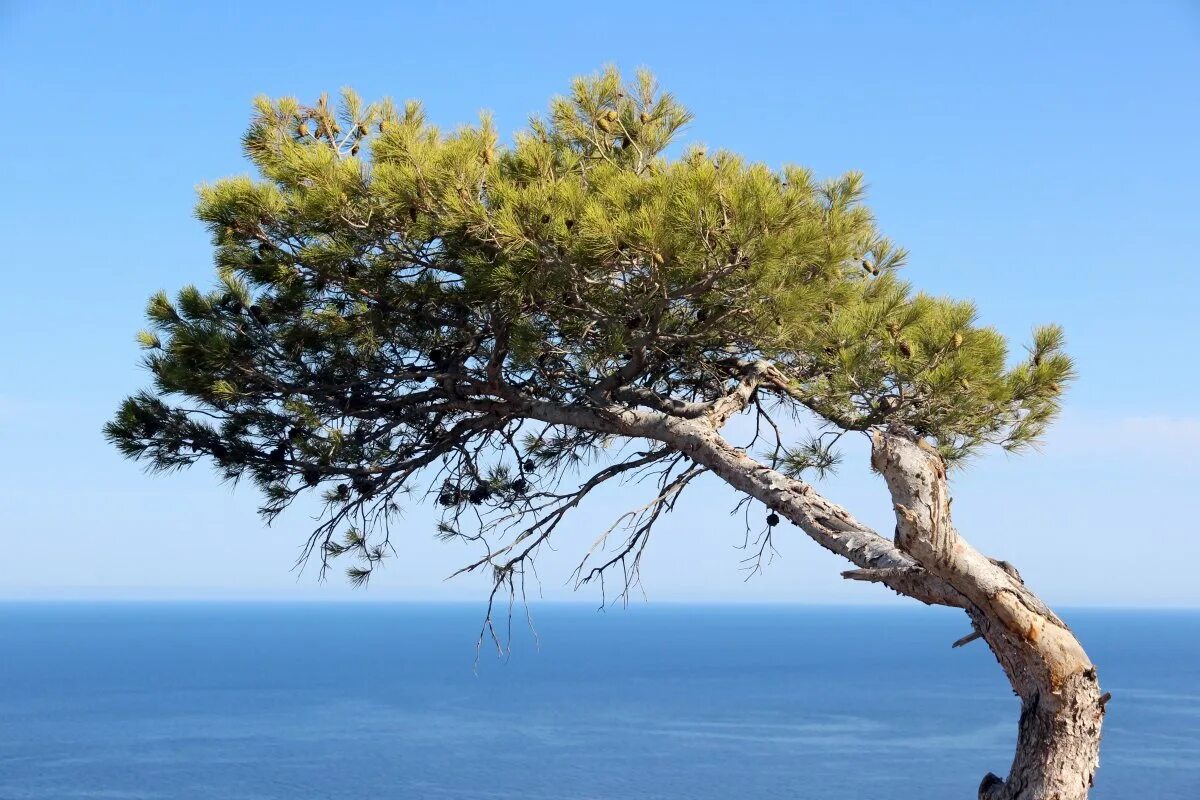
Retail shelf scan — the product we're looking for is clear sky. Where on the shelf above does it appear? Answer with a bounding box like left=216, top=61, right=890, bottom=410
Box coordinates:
left=1, top=1, right=1197, bottom=606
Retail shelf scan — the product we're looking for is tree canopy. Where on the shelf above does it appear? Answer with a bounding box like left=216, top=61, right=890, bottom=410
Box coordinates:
left=107, top=67, right=1072, bottom=608
left=106, top=68, right=1108, bottom=798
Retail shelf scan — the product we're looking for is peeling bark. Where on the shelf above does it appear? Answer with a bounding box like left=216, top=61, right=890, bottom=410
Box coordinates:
left=468, top=397, right=966, bottom=606
left=468, top=397, right=1105, bottom=797
left=652, top=415, right=967, bottom=608
left=661, top=417, right=1106, bottom=798
left=871, top=427, right=1105, bottom=800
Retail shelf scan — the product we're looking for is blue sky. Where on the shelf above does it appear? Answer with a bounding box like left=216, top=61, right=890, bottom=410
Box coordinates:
left=0, top=1, right=1196, bottom=606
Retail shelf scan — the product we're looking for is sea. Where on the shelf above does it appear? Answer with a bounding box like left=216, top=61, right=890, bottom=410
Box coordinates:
left=0, top=603, right=1195, bottom=799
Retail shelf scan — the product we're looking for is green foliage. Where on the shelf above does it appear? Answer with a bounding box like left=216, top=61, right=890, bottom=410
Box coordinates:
left=773, top=435, right=843, bottom=481
left=106, top=67, right=1074, bottom=583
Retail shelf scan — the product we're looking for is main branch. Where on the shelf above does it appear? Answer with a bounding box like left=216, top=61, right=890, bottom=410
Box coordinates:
left=476, top=395, right=966, bottom=608
left=486, top=395, right=1105, bottom=799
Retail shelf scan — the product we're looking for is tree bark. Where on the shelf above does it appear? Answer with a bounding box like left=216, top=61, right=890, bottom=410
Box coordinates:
left=649, top=414, right=1107, bottom=799
left=870, top=427, right=1106, bottom=800
left=490, top=398, right=1106, bottom=797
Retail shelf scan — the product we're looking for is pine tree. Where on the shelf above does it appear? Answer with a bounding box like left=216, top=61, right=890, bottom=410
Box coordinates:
left=107, top=68, right=1103, bottom=799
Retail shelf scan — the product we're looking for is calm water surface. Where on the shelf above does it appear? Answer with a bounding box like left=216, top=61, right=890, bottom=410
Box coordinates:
left=0, top=603, right=1195, bottom=799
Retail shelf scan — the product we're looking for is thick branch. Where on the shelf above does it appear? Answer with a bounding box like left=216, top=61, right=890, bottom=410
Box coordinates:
left=458, top=395, right=964, bottom=608
left=612, top=358, right=770, bottom=425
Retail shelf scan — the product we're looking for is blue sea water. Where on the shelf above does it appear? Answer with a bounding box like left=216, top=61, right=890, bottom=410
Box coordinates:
left=0, top=604, right=1195, bottom=799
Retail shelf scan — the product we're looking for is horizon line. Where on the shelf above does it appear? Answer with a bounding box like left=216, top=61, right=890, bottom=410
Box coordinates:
left=1, top=596, right=1196, bottom=611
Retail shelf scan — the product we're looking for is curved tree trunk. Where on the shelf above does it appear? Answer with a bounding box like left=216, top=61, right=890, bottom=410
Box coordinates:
left=870, top=428, right=1106, bottom=799
left=510, top=400, right=1106, bottom=797
left=649, top=414, right=1105, bottom=798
